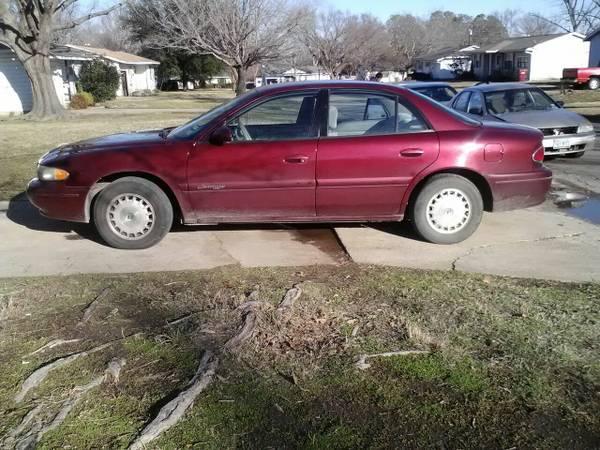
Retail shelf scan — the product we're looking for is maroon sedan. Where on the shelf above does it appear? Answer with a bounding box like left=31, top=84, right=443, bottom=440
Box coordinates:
left=27, top=81, right=551, bottom=249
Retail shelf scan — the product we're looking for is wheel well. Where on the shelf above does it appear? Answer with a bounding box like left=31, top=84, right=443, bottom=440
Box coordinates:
left=405, top=169, right=494, bottom=217
left=88, top=172, right=182, bottom=223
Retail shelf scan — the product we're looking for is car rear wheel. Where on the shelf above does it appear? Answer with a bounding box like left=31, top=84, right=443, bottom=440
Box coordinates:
left=93, top=177, right=173, bottom=249
left=564, top=151, right=585, bottom=158
left=588, top=78, right=600, bottom=90
left=411, top=174, right=483, bottom=244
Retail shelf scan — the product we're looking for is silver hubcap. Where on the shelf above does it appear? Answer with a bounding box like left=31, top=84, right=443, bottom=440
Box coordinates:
left=106, top=193, right=155, bottom=240
left=426, top=188, right=471, bottom=234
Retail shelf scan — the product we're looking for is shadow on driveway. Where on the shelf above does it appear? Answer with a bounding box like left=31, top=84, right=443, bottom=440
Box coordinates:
left=5, top=192, right=423, bottom=250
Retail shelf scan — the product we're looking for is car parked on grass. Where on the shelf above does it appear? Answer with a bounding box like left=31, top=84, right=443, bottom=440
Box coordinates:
left=395, top=82, right=457, bottom=105
left=28, top=81, right=551, bottom=249
left=450, top=82, right=595, bottom=158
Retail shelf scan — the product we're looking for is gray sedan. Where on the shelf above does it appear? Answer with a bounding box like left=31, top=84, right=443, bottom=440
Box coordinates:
left=450, top=83, right=595, bottom=158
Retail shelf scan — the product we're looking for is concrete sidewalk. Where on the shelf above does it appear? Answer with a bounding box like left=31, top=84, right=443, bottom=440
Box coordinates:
left=1, top=199, right=599, bottom=282
left=335, top=207, right=600, bottom=283
left=0, top=200, right=346, bottom=277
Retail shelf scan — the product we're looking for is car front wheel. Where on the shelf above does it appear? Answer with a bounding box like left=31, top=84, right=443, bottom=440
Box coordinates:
left=411, top=174, right=483, bottom=244
left=588, top=78, right=600, bottom=90
left=93, top=177, right=173, bottom=249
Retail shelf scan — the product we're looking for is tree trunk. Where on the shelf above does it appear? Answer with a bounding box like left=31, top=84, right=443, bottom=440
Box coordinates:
left=234, top=66, right=246, bottom=96
left=22, top=54, right=66, bottom=119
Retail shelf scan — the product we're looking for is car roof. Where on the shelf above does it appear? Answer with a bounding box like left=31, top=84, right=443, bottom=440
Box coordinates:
left=463, top=82, right=538, bottom=93
left=252, top=80, right=411, bottom=96
left=395, top=81, right=453, bottom=89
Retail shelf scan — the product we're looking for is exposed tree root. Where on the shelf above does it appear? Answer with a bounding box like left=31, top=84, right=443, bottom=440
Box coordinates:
left=14, top=335, right=136, bottom=404
left=278, top=285, right=302, bottom=313
left=129, top=351, right=218, bottom=450
left=78, top=287, right=111, bottom=325
left=355, top=350, right=430, bottom=370
left=27, top=339, right=82, bottom=357
left=223, top=307, right=258, bottom=352
left=8, top=359, right=126, bottom=449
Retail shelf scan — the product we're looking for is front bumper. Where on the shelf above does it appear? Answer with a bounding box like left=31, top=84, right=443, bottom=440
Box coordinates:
left=542, top=132, right=595, bottom=155
left=26, top=178, right=89, bottom=223
left=488, top=167, right=553, bottom=211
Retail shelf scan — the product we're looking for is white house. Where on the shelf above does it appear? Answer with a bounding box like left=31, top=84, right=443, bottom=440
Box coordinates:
left=255, top=67, right=331, bottom=87
left=0, top=44, right=159, bottom=115
left=471, top=33, right=589, bottom=81
left=67, top=45, right=159, bottom=96
left=0, top=44, right=92, bottom=115
left=414, top=46, right=478, bottom=80
left=585, top=28, right=600, bottom=67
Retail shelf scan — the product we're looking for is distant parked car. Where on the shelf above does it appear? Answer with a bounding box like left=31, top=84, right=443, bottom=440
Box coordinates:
left=396, top=82, right=457, bottom=105
left=562, top=67, right=600, bottom=90
left=28, top=81, right=551, bottom=249
left=450, top=82, right=595, bottom=158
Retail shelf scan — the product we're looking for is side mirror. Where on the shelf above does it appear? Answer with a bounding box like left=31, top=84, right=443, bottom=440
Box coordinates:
left=209, top=126, right=232, bottom=146
left=556, top=100, right=565, bottom=108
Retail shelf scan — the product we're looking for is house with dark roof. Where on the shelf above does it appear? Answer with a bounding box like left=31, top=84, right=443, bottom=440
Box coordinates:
left=471, top=33, right=589, bottom=81
left=0, top=44, right=159, bottom=115
left=584, top=28, right=600, bottom=67
left=413, top=45, right=479, bottom=80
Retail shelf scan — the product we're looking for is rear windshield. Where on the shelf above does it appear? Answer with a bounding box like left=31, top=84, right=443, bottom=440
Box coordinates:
left=484, top=88, right=559, bottom=115
left=412, top=86, right=457, bottom=103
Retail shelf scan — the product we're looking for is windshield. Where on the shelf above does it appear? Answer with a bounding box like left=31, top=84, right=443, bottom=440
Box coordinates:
left=484, top=88, right=559, bottom=115
left=168, top=91, right=256, bottom=139
left=413, top=86, right=457, bottom=103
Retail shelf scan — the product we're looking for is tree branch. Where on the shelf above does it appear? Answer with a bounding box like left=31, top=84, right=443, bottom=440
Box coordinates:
left=52, top=4, right=121, bottom=31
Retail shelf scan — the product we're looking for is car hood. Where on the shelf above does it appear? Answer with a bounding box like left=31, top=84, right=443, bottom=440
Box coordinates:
left=491, top=109, right=588, bottom=129
left=56, top=129, right=169, bottom=152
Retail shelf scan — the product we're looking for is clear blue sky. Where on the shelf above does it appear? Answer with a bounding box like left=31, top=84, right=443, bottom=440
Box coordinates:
left=325, top=0, right=553, bottom=19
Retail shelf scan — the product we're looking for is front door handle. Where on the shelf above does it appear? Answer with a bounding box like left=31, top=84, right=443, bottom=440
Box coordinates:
left=284, top=155, right=309, bottom=164
left=400, top=148, right=424, bottom=157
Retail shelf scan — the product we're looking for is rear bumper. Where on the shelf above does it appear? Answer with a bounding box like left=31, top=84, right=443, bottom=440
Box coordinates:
left=542, top=132, right=595, bottom=155
left=487, top=167, right=552, bottom=212
left=26, top=178, right=89, bottom=223
left=561, top=77, right=587, bottom=85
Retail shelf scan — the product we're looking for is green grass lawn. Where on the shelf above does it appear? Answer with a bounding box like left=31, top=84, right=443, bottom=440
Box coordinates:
left=100, top=88, right=234, bottom=110
left=0, top=265, right=598, bottom=448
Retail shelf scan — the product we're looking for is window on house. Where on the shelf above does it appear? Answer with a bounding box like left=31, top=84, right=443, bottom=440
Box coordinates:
left=517, top=56, right=528, bottom=69
left=504, top=60, right=513, bottom=70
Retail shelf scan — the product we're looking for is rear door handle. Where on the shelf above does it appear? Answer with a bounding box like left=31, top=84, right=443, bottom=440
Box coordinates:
left=400, top=148, right=424, bottom=157
left=284, top=155, right=309, bottom=164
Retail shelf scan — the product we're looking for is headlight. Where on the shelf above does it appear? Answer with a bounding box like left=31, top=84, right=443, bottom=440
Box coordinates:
left=38, top=165, right=70, bottom=181
left=578, top=123, right=594, bottom=134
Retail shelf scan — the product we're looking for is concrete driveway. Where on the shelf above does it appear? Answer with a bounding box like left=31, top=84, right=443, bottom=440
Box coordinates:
left=1, top=194, right=598, bottom=282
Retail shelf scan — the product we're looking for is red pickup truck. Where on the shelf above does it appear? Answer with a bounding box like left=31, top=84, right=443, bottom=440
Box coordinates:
left=562, top=67, right=600, bottom=90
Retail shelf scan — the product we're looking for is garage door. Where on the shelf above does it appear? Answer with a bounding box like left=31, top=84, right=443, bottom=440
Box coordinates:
left=0, top=48, right=33, bottom=115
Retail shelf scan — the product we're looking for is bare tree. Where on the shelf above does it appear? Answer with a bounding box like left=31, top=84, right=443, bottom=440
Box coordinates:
left=517, top=13, right=559, bottom=35
left=59, top=13, right=139, bottom=53
left=301, top=9, right=354, bottom=78
left=532, top=0, right=598, bottom=34
left=126, top=0, right=306, bottom=95
left=492, top=9, right=521, bottom=36
left=386, top=14, right=429, bottom=70
left=0, top=1, right=119, bottom=119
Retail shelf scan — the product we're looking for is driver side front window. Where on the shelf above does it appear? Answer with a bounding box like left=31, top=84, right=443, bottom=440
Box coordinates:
left=227, top=93, right=317, bottom=142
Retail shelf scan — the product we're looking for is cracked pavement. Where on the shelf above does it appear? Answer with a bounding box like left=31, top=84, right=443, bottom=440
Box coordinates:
left=335, top=207, right=600, bottom=283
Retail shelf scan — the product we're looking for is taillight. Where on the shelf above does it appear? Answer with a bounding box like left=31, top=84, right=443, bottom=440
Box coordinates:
left=532, top=145, right=545, bottom=163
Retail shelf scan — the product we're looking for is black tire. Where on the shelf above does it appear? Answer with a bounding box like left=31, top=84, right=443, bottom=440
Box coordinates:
left=564, top=151, right=585, bottom=158
left=588, top=78, right=600, bottom=90
left=411, top=174, right=483, bottom=245
left=93, top=177, right=173, bottom=249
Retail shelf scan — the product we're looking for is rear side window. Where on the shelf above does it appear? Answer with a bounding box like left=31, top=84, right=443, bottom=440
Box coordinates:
left=453, top=92, right=470, bottom=112
left=328, top=92, right=428, bottom=137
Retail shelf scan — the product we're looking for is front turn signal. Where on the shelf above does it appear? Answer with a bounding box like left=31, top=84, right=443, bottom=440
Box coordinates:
left=38, top=165, right=70, bottom=181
